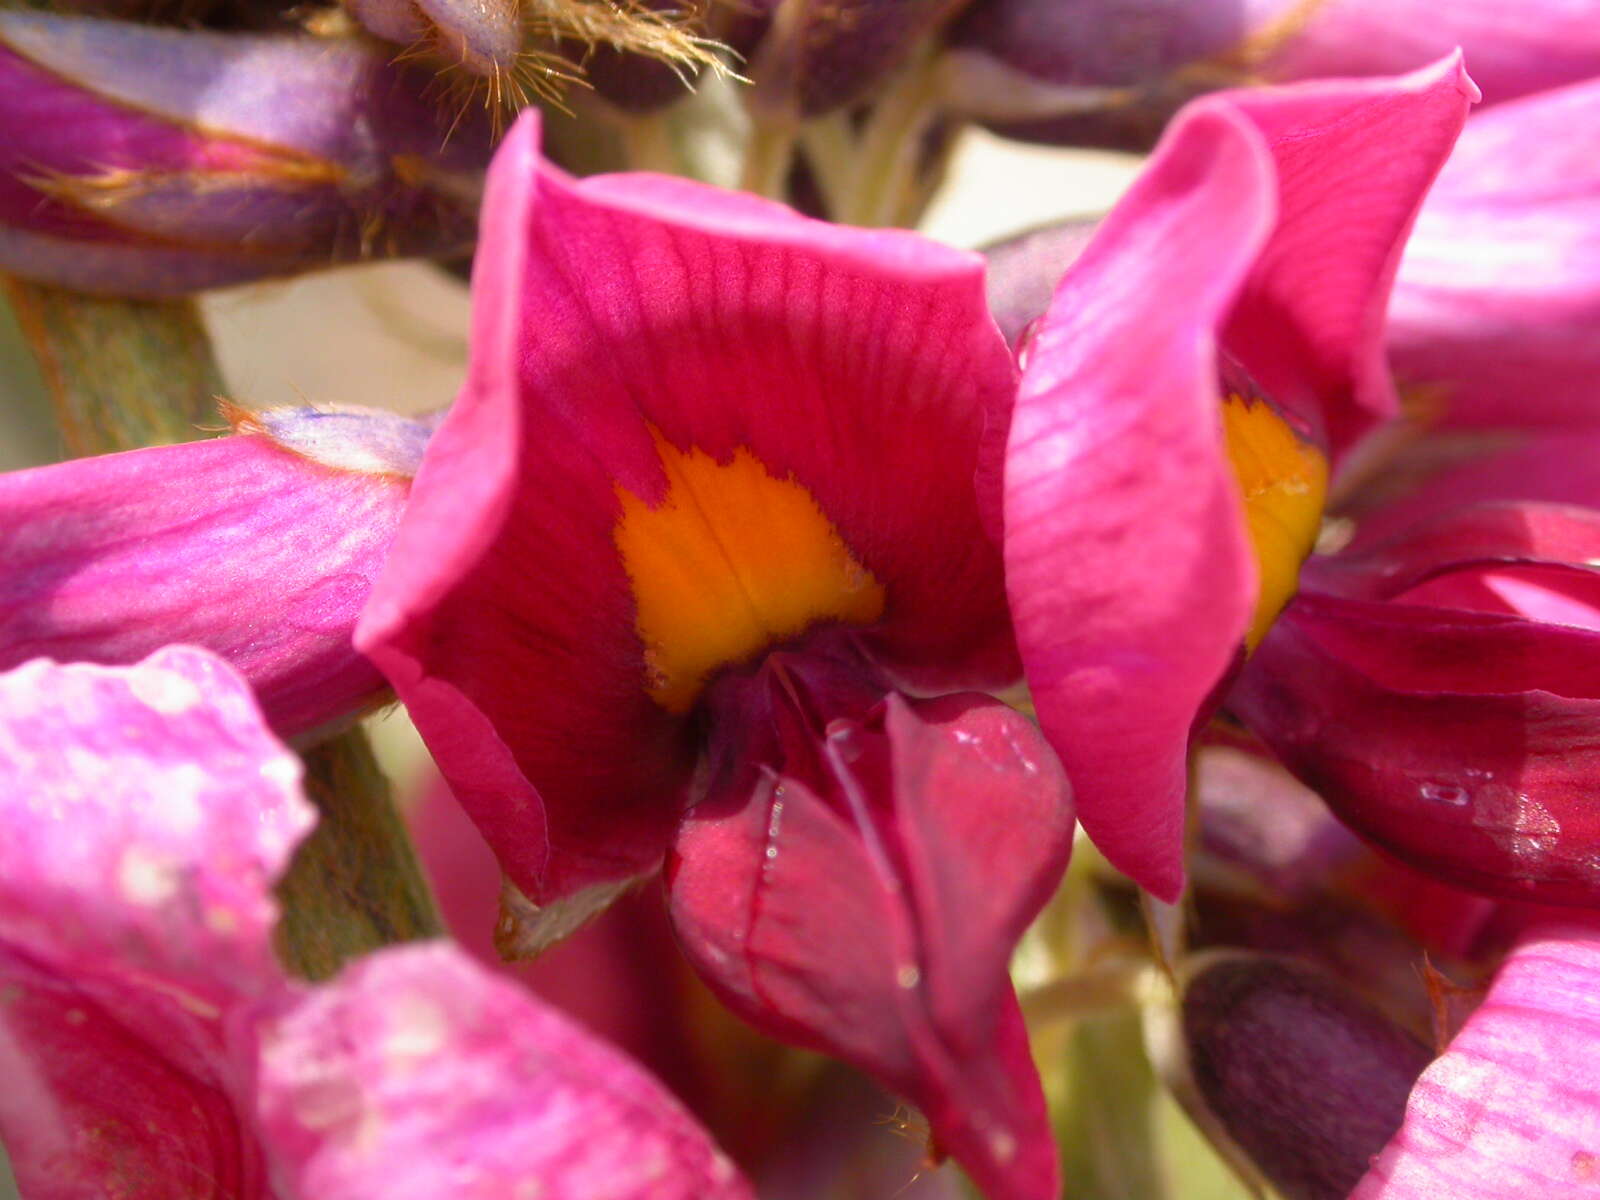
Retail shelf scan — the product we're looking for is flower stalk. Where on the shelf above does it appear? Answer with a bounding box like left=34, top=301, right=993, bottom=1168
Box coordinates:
left=2, top=278, right=221, bottom=456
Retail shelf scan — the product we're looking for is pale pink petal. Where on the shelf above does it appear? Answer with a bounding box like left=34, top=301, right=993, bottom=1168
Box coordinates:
left=1354, top=920, right=1600, bottom=1198
left=0, top=647, right=312, bottom=1199
left=254, top=942, right=753, bottom=1200
left=1389, top=77, right=1600, bottom=429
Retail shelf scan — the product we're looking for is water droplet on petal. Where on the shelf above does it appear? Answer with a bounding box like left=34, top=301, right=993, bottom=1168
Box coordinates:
left=1419, top=782, right=1471, bottom=807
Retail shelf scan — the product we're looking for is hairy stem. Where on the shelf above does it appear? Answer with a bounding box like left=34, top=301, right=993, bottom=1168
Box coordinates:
left=274, top=731, right=443, bottom=980
left=2, top=279, right=222, bottom=456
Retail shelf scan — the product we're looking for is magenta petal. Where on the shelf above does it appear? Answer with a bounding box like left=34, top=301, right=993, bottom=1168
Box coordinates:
left=358, top=112, right=1020, bottom=903
left=1353, top=920, right=1600, bottom=1198
left=1348, top=433, right=1600, bottom=552
left=1389, top=76, right=1600, bottom=429
left=0, top=647, right=312, bottom=1198
left=1006, top=103, right=1272, bottom=902
left=0, top=433, right=406, bottom=736
left=1230, top=593, right=1600, bottom=906
left=668, top=689, right=1072, bottom=1199
left=255, top=941, right=752, bottom=1200
left=1217, top=57, right=1477, bottom=451
left=1007, top=61, right=1473, bottom=900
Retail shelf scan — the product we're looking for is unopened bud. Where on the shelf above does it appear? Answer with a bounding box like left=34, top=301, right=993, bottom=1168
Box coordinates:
left=1181, top=955, right=1432, bottom=1200
left=944, top=0, right=1600, bottom=149
left=747, top=0, right=968, bottom=117
left=0, top=12, right=492, bottom=296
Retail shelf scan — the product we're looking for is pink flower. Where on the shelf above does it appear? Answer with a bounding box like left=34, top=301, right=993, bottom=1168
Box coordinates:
left=0, top=407, right=429, bottom=737
left=1001, top=58, right=1474, bottom=901
left=1387, top=75, right=1600, bottom=430
left=0, top=645, right=750, bottom=1199
left=1353, top=918, right=1600, bottom=1198
left=355, top=114, right=1074, bottom=1198
left=1231, top=434, right=1600, bottom=907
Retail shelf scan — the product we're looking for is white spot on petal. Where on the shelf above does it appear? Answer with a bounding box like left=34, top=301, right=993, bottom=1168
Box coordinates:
left=128, top=668, right=203, bottom=715
left=119, top=847, right=180, bottom=905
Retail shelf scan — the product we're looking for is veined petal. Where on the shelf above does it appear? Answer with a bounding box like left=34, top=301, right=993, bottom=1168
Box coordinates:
left=1006, top=103, right=1272, bottom=902
left=1007, top=61, right=1473, bottom=900
left=254, top=942, right=753, bottom=1200
left=0, top=647, right=312, bottom=1199
left=358, top=112, right=1020, bottom=904
left=668, top=675, right=1072, bottom=1200
left=0, top=432, right=409, bottom=737
left=1353, top=920, right=1600, bottom=1198
left=1218, top=57, right=1477, bottom=452
left=1231, top=592, right=1600, bottom=906
left=1389, top=76, right=1600, bottom=429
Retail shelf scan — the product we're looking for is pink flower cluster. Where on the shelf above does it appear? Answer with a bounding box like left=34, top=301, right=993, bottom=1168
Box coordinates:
left=3, top=18, right=1600, bottom=1199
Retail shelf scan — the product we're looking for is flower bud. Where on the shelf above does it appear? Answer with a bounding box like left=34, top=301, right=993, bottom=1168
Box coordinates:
left=944, top=0, right=1600, bottom=149
left=746, top=0, right=970, bottom=117
left=0, top=11, right=493, bottom=296
left=1181, top=955, right=1433, bottom=1200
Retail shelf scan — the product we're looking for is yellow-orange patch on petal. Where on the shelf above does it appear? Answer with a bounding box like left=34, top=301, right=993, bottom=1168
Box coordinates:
left=1222, top=394, right=1329, bottom=650
left=614, top=432, right=885, bottom=713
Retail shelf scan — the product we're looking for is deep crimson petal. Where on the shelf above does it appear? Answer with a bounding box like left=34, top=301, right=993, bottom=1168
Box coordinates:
left=1314, top=502, right=1600, bottom=602
left=1231, top=592, right=1600, bottom=905
left=255, top=942, right=753, bottom=1200
left=0, top=647, right=313, bottom=1199
left=358, top=113, right=1020, bottom=905
left=1353, top=920, right=1600, bottom=1198
left=667, top=687, right=1072, bottom=1199
left=0, top=434, right=405, bottom=737
left=1389, top=77, right=1600, bottom=430
left=1007, top=61, right=1473, bottom=901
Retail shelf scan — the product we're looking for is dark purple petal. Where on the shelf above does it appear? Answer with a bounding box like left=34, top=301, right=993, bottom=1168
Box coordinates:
left=1184, top=955, right=1432, bottom=1200
left=0, top=12, right=490, bottom=295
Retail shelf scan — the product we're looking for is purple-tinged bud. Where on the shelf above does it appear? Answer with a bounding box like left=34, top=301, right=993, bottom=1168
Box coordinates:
left=747, top=0, right=972, bottom=117
left=344, top=0, right=523, bottom=82
left=0, top=12, right=493, bottom=297
left=1182, top=955, right=1433, bottom=1200
left=945, top=0, right=1600, bottom=149
left=585, top=0, right=708, bottom=113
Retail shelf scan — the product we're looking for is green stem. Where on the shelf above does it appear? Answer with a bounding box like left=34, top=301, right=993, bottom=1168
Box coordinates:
left=1021, top=959, right=1156, bottom=1029
left=840, top=47, right=943, bottom=228
left=3, top=278, right=223, bottom=457
left=273, top=732, right=443, bottom=981
left=739, top=118, right=798, bottom=199
left=4, top=274, right=442, bottom=980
